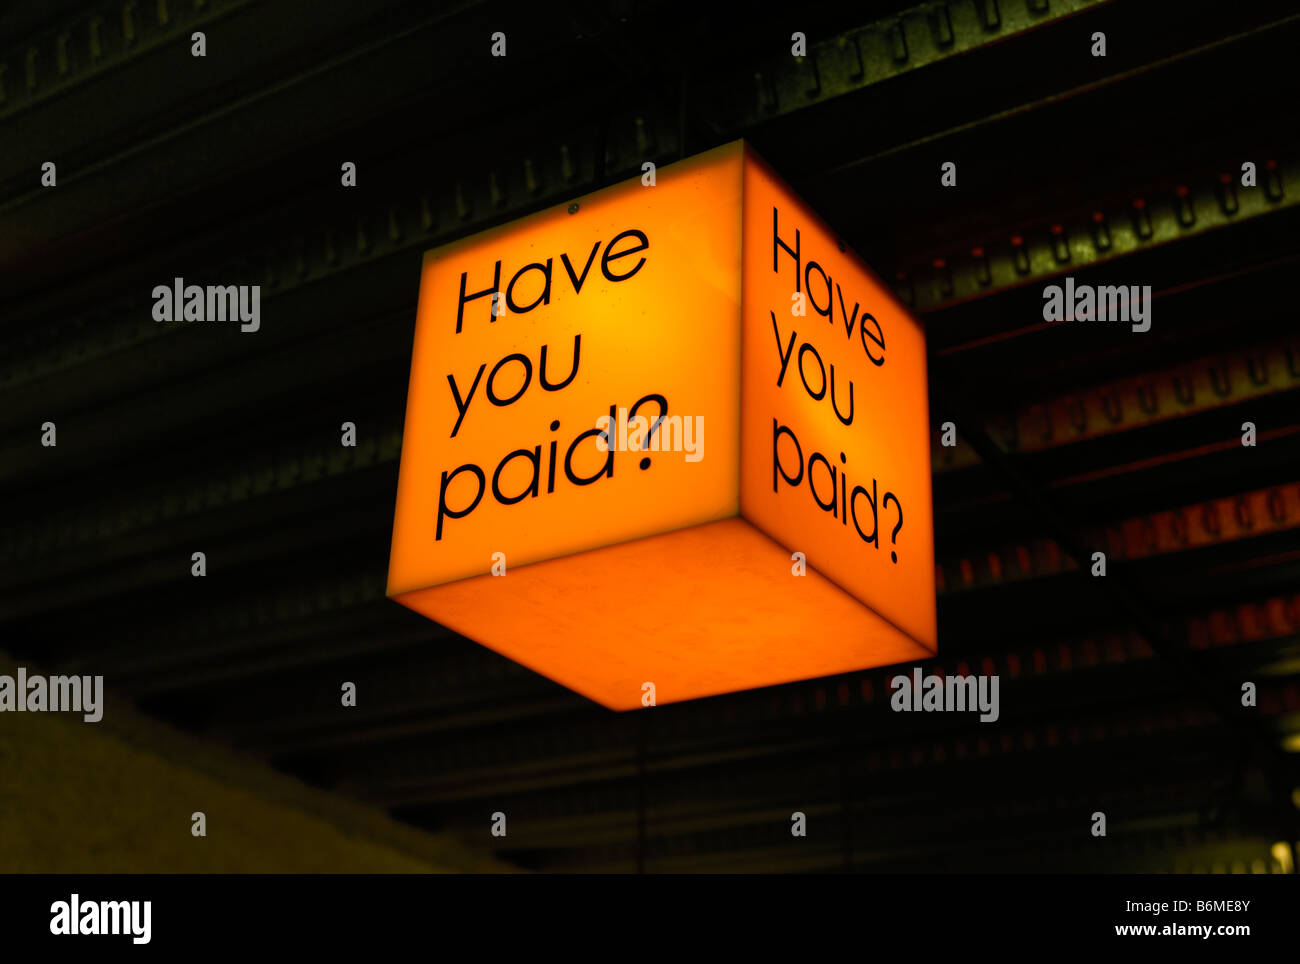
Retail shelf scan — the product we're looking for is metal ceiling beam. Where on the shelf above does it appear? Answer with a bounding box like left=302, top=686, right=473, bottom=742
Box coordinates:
left=897, top=159, right=1297, bottom=313
left=696, top=0, right=1117, bottom=134
left=934, top=335, right=1300, bottom=474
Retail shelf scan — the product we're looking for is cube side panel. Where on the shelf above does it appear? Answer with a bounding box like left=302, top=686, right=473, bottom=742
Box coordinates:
left=397, top=517, right=932, bottom=710
left=739, top=146, right=937, bottom=649
left=388, top=143, right=746, bottom=597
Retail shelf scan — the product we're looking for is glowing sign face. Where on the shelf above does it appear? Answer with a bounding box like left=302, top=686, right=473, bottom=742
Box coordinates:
left=389, top=141, right=935, bottom=710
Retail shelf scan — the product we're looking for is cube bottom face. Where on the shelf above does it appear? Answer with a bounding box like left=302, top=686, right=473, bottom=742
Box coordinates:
left=393, top=517, right=935, bottom=710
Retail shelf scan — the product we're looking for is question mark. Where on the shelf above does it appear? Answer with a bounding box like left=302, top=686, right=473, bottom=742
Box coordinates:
left=882, top=492, right=903, bottom=563
left=628, top=393, right=667, bottom=470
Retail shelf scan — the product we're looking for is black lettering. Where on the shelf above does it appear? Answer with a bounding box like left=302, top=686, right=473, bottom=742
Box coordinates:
left=446, top=364, right=486, bottom=438
left=771, top=313, right=796, bottom=387
left=505, top=259, right=553, bottom=314
left=539, top=335, right=581, bottom=391
left=798, top=342, right=826, bottom=400
left=805, top=261, right=831, bottom=320
left=565, top=406, right=616, bottom=485
left=773, top=420, right=804, bottom=493
left=436, top=464, right=486, bottom=540
left=560, top=242, right=600, bottom=294
left=835, top=283, right=860, bottom=339
left=809, top=454, right=837, bottom=515
left=492, top=448, right=542, bottom=504
left=601, top=229, right=649, bottom=282
left=486, top=353, right=532, bottom=407
left=860, top=312, right=886, bottom=367
left=455, top=260, right=502, bottom=334
left=830, top=367, right=854, bottom=426
left=773, top=207, right=800, bottom=291
left=627, top=392, right=667, bottom=446
left=850, top=481, right=880, bottom=546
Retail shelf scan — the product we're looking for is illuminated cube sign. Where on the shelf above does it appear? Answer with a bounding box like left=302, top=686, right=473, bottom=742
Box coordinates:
left=388, top=141, right=936, bottom=709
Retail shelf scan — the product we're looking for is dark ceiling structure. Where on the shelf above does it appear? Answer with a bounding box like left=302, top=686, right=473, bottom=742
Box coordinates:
left=3, top=0, right=1299, bottom=872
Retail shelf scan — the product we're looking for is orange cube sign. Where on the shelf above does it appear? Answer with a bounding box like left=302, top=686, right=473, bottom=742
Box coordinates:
left=389, top=141, right=935, bottom=709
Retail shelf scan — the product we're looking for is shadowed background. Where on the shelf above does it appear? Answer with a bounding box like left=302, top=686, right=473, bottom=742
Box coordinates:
left=2, top=0, right=1299, bottom=872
